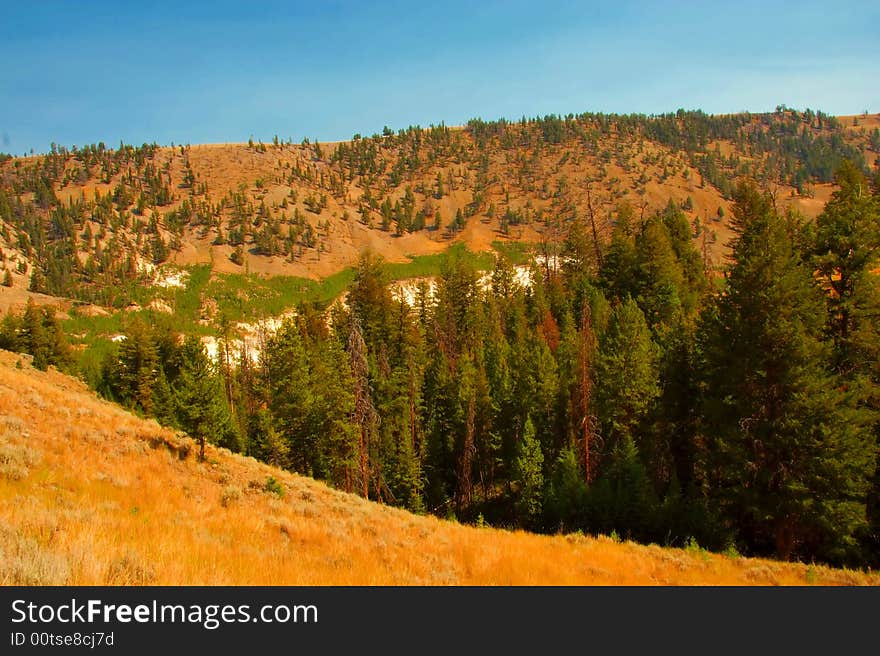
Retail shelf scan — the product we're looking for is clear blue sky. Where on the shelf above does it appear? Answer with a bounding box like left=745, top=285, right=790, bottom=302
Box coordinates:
left=1, top=0, right=877, bottom=155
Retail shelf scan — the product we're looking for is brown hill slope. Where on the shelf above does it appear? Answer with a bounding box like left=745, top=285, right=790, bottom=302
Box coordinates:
left=0, top=349, right=876, bottom=585
left=1, top=109, right=877, bottom=310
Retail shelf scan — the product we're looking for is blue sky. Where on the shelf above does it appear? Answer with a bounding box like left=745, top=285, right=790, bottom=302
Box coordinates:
left=1, top=0, right=877, bottom=155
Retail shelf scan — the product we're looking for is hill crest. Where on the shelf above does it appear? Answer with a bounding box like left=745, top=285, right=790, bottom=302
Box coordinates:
left=1, top=108, right=877, bottom=311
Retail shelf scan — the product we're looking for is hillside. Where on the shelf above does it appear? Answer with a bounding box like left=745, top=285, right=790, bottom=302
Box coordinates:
left=0, top=350, right=876, bottom=586
left=1, top=108, right=877, bottom=312
left=1, top=108, right=878, bottom=577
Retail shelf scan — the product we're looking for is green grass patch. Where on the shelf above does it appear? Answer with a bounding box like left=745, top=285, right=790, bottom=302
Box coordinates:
left=383, top=243, right=502, bottom=280
left=204, top=267, right=356, bottom=322
left=491, top=240, right=536, bottom=265
left=65, top=242, right=537, bottom=377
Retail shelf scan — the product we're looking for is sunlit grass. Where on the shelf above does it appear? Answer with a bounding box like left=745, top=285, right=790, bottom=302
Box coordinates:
left=1, top=349, right=876, bottom=586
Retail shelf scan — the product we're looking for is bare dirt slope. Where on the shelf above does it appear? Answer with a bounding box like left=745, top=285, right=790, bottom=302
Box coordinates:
left=0, top=349, right=876, bottom=586
left=3, top=110, right=875, bottom=300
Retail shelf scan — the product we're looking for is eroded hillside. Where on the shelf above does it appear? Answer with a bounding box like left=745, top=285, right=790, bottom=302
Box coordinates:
left=1, top=109, right=877, bottom=310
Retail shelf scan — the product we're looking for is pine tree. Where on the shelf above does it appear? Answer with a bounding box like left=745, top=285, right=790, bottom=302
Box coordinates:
left=812, top=162, right=880, bottom=564
left=562, top=216, right=598, bottom=284
left=599, top=215, right=637, bottom=302
left=528, top=334, right=559, bottom=456
left=514, top=417, right=544, bottom=527
left=111, top=319, right=160, bottom=413
left=309, top=336, right=358, bottom=492
left=150, top=366, right=176, bottom=427
left=0, top=311, right=20, bottom=352
left=174, top=336, right=239, bottom=460
left=595, top=297, right=659, bottom=454
left=652, top=315, right=700, bottom=491
left=348, top=251, right=393, bottom=347
left=483, top=297, right=514, bottom=488
left=634, top=217, right=685, bottom=330
left=264, top=318, right=314, bottom=474
left=546, top=447, right=588, bottom=531
left=423, top=345, right=460, bottom=511
left=248, top=408, right=290, bottom=468
left=813, top=161, right=880, bottom=375
left=590, top=434, right=657, bottom=540
left=22, top=301, right=50, bottom=370
left=699, top=181, right=875, bottom=562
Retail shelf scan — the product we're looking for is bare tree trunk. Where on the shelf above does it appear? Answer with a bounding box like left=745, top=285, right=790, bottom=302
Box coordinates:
left=775, top=518, right=796, bottom=561
left=221, top=320, right=235, bottom=416
left=578, top=306, right=598, bottom=484
left=701, top=215, right=713, bottom=274
left=348, top=315, right=376, bottom=499
left=409, top=374, right=417, bottom=453
left=586, top=185, right=603, bottom=268
left=456, top=395, right=476, bottom=514
left=358, top=426, right=369, bottom=499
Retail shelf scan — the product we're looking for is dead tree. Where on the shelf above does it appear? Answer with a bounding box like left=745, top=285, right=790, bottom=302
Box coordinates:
left=577, top=303, right=601, bottom=484
left=347, top=314, right=378, bottom=498
left=585, top=184, right=603, bottom=268
left=456, top=395, right=477, bottom=514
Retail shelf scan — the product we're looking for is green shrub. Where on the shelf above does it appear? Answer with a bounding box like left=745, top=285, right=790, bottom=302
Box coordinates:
left=263, top=476, right=284, bottom=497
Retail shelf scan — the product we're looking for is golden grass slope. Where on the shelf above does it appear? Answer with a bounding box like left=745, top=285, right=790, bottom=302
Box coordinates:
left=0, top=349, right=876, bottom=586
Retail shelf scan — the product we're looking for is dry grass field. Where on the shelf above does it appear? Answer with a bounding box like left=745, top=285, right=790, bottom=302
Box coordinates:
left=0, top=349, right=876, bottom=586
